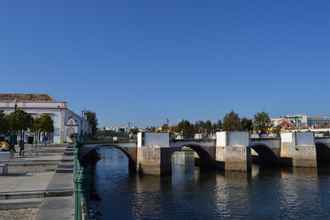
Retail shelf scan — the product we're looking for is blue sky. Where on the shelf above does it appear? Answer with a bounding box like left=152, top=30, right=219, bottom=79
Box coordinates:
left=1, top=0, right=330, bottom=127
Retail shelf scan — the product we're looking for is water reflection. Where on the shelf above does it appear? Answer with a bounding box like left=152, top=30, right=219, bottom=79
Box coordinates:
left=91, top=147, right=330, bottom=220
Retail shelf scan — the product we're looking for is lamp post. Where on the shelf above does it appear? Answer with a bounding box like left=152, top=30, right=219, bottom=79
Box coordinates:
left=13, top=98, right=17, bottom=111
left=80, top=110, right=86, bottom=142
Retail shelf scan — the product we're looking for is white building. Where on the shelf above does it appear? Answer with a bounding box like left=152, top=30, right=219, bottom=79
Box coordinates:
left=272, top=114, right=330, bottom=129
left=0, top=94, right=91, bottom=144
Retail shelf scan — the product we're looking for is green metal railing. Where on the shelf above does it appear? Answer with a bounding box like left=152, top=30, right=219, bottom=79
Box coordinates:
left=74, top=139, right=90, bottom=220
left=74, top=135, right=100, bottom=220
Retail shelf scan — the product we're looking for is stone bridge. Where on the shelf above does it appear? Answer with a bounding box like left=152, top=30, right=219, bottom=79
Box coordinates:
left=82, top=132, right=330, bottom=176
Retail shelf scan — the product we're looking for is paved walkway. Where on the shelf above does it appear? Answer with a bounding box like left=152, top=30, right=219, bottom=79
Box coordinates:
left=0, top=144, right=74, bottom=220
left=34, top=171, right=74, bottom=220
left=36, top=147, right=74, bottom=220
left=36, top=196, right=73, bottom=220
left=0, top=172, right=54, bottom=193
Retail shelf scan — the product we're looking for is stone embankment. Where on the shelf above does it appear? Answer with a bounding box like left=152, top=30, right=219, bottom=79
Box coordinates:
left=0, top=144, right=74, bottom=220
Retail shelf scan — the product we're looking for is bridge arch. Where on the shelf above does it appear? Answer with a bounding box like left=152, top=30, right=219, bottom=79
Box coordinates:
left=88, top=144, right=137, bottom=173
left=248, top=143, right=278, bottom=165
left=170, top=143, right=216, bottom=170
left=315, top=142, right=330, bottom=164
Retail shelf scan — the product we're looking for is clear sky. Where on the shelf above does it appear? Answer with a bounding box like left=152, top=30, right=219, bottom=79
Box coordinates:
left=1, top=0, right=330, bottom=127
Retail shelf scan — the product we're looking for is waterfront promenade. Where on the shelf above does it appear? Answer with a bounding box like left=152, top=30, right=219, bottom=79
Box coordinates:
left=0, top=144, right=74, bottom=220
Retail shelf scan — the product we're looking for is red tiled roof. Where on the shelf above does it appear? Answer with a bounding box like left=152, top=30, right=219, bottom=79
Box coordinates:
left=0, top=94, right=53, bottom=102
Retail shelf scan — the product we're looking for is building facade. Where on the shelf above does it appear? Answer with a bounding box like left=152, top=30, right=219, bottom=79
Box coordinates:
left=272, top=114, right=330, bottom=129
left=0, top=94, right=91, bottom=144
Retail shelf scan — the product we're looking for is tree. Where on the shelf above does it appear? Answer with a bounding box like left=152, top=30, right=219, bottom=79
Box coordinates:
left=39, top=114, right=54, bottom=144
left=160, top=123, right=170, bottom=132
left=204, top=120, right=213, bottom=134
left=194, top=120, right=214, bottom=135
left=7, top=109, right=33, bottom=138
left=223, top=111, right=241, bottom=131
left=213, top=120, right=222, bottom=131
left=175, top=120, right=195, bottom=139
left=254, top=112, right=271, bottom=135
left=0, top=111, right=9, bottom=134
left=241, top=118, right=253, bottom=132
left=32, top=114, right=54, bottom=145
left=85, top=111, right=98, bottom=137
left=194, top=121, right=205, bottom=133
left=32, top=116, right=43, bottom=144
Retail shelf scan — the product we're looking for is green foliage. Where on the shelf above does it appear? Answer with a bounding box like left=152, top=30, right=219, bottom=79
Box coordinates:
left=7, top=109, right=33, bottom=134
left=254, top=112, right=271, bottom=134
left=0, top=111, right=9, bottom=134
left=241, top=118, right=253, bottom=131
left=32, top=117, right=42, bottom=133
left=39, top=114, right=54, bottom=133
left=223, top=111, right=241, bottom=131
left=176, top=120, right=195, bottom=138
left=194, top=121, right=205, bottom=133
left=85, top=111, right=98, bottom=136
left=194, top=120, right=217, bottom=134
left=204, top=120, right=213, bottom=134
left=214, top=120, right=222, bottom=131
left=160, top=124, right=169, bottom=132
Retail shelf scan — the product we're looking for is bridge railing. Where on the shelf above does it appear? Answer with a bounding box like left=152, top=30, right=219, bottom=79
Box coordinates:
left=73, top=140, right=91, bottom=220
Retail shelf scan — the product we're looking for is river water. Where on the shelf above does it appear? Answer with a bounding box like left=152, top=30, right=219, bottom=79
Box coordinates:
left=89, top=147, right=330, bottom=220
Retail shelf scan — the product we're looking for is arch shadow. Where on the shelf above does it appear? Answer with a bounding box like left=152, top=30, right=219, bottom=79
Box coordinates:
left=93, top=144, right=137, bottom=173
left=171, top=143, right=216, bottom=171
left=248, top=144, right=279, bottom=166
left=315, top=142, right=330, bottom=165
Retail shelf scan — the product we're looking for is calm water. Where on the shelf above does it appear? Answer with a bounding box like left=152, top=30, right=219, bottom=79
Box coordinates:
left=90, top=147, right=330, bottom=220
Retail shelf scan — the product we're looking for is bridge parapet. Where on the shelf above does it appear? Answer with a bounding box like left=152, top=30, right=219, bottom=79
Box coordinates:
left=216, top=132, right=251, bottom=172
left=137, top=133, right=220, bottom=175
left=280, top=132, right=317, bottom=168
left=137, top=132, right=170, bottom=148
left=82, top=131, right=322, bottom=176
left=250, top=137, right=281, bottom=157
left=136, top=132, right=172, bottom=175
left=315, top=136, right=330, bottom=145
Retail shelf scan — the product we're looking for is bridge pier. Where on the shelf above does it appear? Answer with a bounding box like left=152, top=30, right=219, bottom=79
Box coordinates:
left=280, top=132, right=317, bottom=168
left=216, top=132, right=251, bottom=172
left=85, top=130, right=326, bottom=177
left=137, top=132, right=174, bottom=175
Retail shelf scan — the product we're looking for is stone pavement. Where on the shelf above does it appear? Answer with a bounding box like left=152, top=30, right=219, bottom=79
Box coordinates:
left=36, top=196, right=73, bottom=220
left=0, top=172, right=53, bottom=193
left=0, top=144, right=74, bottom=220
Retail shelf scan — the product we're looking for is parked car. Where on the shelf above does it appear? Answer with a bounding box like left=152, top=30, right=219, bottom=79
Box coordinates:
left=0, top=141, right=10, bottom=151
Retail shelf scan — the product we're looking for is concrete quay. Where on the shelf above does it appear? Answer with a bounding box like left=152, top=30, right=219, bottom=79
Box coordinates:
left=0, top=144, right=74, bottom=220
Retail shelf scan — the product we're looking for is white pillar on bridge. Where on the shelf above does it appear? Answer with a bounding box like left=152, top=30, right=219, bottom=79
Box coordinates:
left=280, top=132, right=317, bottom=168
left=136, top=132, right=171, bottom=175
left=137, top=132, right=170, bottom=148
left=216, top=131, right=251, bottom=172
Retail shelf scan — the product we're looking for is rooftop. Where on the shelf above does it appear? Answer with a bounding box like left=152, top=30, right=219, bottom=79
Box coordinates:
left=0, top=93, right=54, bottom=102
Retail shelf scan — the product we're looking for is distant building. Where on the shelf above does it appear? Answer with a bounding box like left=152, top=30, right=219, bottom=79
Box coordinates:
left=307, top=116, right=330, bottom=128
left=272, top=114, right=330, bottom=129
left=0, top=93, right=90, bottom=144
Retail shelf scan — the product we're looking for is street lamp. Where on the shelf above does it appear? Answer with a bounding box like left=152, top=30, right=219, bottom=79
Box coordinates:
left=80, top=110, right=87, bottom=142
left=13, top=98, right=17, bottom=111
